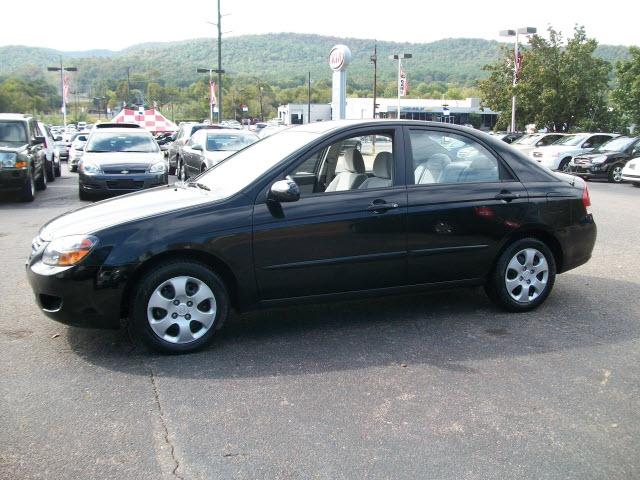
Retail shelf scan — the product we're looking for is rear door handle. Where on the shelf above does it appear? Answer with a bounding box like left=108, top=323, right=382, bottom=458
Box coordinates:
left=495, top=191, right=520, bottom=202
left=367, top=201, right=399, bottom=213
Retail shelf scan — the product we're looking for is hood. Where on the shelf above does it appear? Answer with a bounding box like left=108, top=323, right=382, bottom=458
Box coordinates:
left=575, top=151, right=622, bottom=161
left=38, top=184, right=228, bottom=241
left=82, top=151, right=164, bottom=167
left=535, top=145, right=578, bottom=156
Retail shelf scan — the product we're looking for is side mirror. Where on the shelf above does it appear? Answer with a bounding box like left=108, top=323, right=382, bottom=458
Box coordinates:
left=268, top=177, right=300, bottom=203
left=54, top=136, right=63, bottom=142
left=582, top=142, right=592, bottom=148
left=192, top=144, right=203, bottom=151
left=33, top=136, right=45, bottom=146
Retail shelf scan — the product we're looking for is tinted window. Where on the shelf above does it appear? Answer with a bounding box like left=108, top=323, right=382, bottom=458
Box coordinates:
left=409, top=130, right=500, bottom=185
left=205, top=133, right=257, bottom=152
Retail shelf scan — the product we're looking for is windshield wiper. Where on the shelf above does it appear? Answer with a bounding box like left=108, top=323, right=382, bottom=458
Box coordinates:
left=187, top=181, right=211, bottom=191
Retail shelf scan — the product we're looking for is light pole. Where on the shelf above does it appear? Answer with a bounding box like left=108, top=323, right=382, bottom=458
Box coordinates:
left=500, top=27, right=536, bottom=132
left=370, top=42, right=377, bottom=119
left=259, top=86, right=264, bottom=122
left=47, top=58, right=77, bottom=127
left=389, top=53, right=411, bottom=119
left=197, top=68, right=214, bottom=123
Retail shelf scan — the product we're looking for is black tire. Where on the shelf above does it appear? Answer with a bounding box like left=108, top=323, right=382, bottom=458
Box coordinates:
left=54, top=161, right=61, bottom=177
left=608, top=164, right=624, bottom=183
left=35, top=165, right=47, bottom=191
left=633, top=183, right=640, bottom=188
left=45, top=160, right=55, bottom=182
left=129, top=260, right=230, bottom=354
left=485, top=238, right=556, bottom=312
left=558, top=157, right=571, bottom=172
left=179, top=161, right=188, bottom=181
left=19, top=172, right=35, bottom=202
left=69, top=164, right=77, bottom=173
left=169, top=162, right=176, bottom=175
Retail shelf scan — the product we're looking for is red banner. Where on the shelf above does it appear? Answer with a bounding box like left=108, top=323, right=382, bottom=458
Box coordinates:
left=209, top=80, right=217, bottom=106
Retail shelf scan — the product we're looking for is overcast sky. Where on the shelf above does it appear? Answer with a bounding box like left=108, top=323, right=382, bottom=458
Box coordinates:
left=1, top=0, right=636, bottom=51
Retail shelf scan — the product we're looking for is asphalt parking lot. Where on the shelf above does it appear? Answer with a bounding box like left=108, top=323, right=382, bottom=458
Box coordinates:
left=1, top=164, right=639, bottom=480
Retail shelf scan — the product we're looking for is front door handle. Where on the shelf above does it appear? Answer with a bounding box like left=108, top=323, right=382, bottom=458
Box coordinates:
left=495, top=190, right=520, bottom=202
left=367, top=200, right=399, bottom=213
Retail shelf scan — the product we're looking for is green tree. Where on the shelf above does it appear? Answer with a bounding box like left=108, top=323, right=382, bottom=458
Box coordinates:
left=478, top=26, right=611, bottom=131
left=612, top=46, right=640, bottom=129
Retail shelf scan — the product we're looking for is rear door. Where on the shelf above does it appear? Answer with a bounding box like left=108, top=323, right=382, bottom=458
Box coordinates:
left=404, top=127, right=529, bottom=284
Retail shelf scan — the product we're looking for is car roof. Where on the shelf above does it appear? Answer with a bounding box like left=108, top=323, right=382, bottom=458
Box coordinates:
left=199, top=128, right=258, bottom=136
left=91, top=128, right=153, bottom=135
left=0, top=113, right=31, bottom=121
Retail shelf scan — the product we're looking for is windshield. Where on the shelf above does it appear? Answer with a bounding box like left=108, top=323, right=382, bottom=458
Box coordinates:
left=193, top=130, right=320, bottom=198
left=554, top=134, right=588, bottom=146
left=86, top=132, right=159, bottom=153
left=513, top=134, right=543, bottom=145
left=0, top=121, right=27, bottom=144
left=594, top=136, right=636, bottom=152
left=206, top=133, right=257, bottom=152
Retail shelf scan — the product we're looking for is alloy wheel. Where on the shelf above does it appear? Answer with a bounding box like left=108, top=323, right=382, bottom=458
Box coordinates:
left=504, top=248, right=549, bottom=303
left=146, top=276, right=217, bottom=344
left=612, top=166, right=623, bottom=182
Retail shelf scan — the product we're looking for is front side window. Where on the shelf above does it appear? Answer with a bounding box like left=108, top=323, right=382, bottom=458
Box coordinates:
left=409, top=130, right=501, bottom=185
left=287, top=131, right=395, bottom=195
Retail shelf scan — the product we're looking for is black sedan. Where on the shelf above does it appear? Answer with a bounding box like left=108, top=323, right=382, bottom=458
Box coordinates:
left=27, top=120, right=596, bottom=353
left=568, top=136, right=640, bottom=183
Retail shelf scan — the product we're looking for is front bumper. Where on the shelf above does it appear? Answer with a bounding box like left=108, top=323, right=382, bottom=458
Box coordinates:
left=0, top=168, right=29, bottom=191
left=26, top=255, right=125, bottom=329
left=79, top=171, right=168, bottom=196
left=567, top=162, right=609, bottom=179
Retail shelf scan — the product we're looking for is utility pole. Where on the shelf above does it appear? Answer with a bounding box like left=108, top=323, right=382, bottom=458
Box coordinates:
left=47, top=58, right=77, bottom=127
left=370, top=42, right=377, bottom=119
left=307, top=71, right=311, bottom=124
left=126, top=67, right=131, bottom=106
left=389, top=53, right=411, bottom=120
left=216, top=0, right=223, bottom=122
left=259, top=86, right=264, bottom=121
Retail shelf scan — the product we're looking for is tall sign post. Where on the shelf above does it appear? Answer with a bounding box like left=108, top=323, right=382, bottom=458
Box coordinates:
left=329, top=45, right=351, bottom=120
left=389, top=53, right=412, bottom=119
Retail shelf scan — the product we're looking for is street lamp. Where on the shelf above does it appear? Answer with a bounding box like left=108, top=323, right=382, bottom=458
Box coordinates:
left=47, top=59, right=77, bottom=127
left=197, top=67, right=225, bottom=123
left=500, top=27, right=536, bottom=132
left=259, top=86, right=264, bottom=122
left=389, top=53, right=412, bottom=119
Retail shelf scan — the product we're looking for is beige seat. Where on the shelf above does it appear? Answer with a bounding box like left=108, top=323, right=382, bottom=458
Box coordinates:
left=325, top=149, right=368, bottom=192
left=359, top=152, right=393, bottom=189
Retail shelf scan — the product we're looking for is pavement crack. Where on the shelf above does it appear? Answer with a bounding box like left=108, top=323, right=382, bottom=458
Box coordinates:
left=148, top=364, right=184, bottom=480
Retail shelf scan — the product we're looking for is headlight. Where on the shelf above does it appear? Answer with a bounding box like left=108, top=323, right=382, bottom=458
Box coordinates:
left=591, top=155, right=607, bottom=164
left=79, top=161, right=101, bottom=174
left=149, top=162, right=166, bottom=174
left=42, top=235, right=98, bottom=266
left=0, top=152, right=17, bottom=167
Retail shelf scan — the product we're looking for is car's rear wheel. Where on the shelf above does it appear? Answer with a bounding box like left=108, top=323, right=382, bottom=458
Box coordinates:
left=608, top=164, right=624, bottom=183
left=54, top=162, right=61, bottom=177
left=129, top=260, right=229, bottom=353
left=179, top=161, right=189, bottom=181
left=485, top=238, right=556, bottom=312
left=35, top=165, right=47, bottom=191
left=633, top=182, right=640, bottom=188
left=45, top=160, right=55, bottom=182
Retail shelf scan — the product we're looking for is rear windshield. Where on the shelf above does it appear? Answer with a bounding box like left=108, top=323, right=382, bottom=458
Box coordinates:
left=0, top=121, right=27, bottom=144
left=206, top=133, right=257, bottom=151
left=86, top=132, right=159, bottom=153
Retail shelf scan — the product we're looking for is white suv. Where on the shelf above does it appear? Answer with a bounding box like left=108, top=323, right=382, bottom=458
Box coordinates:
left=530, top=133, right=617, bottom=171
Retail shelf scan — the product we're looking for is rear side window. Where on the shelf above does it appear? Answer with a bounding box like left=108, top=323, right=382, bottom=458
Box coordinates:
left=408, top=130, right=503, bottom=185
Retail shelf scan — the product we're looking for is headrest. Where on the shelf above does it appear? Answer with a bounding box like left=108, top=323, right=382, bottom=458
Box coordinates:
left=428, top=153, right=451, bottom=165
left=469, top=155, right=495, bottom=169
left=344, top=149, right=365, bottom=173
left=373, top=151, right=392, bottom=179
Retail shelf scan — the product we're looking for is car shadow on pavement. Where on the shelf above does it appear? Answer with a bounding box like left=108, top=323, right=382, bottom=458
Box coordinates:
left=65, top=273, right=640, bottom=379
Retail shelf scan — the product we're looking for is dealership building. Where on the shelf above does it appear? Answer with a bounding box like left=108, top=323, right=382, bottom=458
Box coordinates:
left=278, top=97, right=498, bottom=129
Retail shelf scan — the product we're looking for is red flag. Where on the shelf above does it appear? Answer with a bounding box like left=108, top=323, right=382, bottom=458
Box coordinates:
left=209, top=80, right=217, bottom=106
left=400, top=68, right=409, bottom=96
left=63, top=75, right=70, bottom=104
left=515, top=50, right=523, bottom=82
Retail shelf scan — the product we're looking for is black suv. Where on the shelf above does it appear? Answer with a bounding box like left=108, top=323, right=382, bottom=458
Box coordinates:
left=568, top=136, right=640, bottom=183
left=0, top=114, right=48, bottom=201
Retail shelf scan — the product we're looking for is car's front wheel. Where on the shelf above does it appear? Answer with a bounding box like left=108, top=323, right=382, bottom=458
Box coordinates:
left=608, top=164, right=624, bottom=183
left=20, top=172, right=35, bottom=202
left=485, top=238, right=556, bottom=312
left=35, top=164, right=47, bottom=191
left=129, top=260, right=229, bottom=353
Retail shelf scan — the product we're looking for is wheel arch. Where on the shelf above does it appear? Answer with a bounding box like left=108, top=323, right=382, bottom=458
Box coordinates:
left=493, top=227, right=564, bottom=275
left=120, top=248, right=240, bottom=319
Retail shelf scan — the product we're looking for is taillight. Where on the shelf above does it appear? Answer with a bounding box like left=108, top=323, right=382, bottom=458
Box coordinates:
left=582, top=184, right=591, bottom=210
